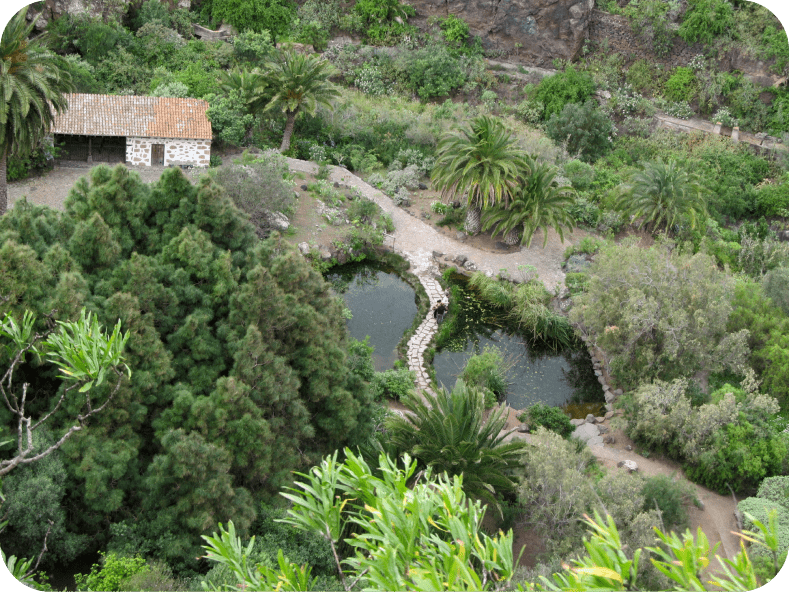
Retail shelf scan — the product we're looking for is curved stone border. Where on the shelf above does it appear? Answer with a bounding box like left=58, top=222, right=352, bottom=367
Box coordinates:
left=405, top=275, right=447, bottom=397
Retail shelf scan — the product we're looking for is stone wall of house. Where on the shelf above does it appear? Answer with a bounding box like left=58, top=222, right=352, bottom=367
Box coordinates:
left=126, top=137, right=210, bottom=167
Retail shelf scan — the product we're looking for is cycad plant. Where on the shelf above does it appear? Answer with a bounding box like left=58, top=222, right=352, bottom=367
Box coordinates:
left=482, top=160, right=576, bottom=247
left=385, top=379, right=527, bottom=510
left=431, top=116, right=530, bottom=234
left=615, top=159, right=708, bottom=235
left=263, top=49, right=340, bottom=153
left=1, top=6, right=74, bottom=214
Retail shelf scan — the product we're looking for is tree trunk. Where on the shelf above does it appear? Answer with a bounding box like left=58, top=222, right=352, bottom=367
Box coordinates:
left=465, top=206, right=482, bottom=235
left=504, top=226, right=522, bottom=246
left=279, top=110, right=298, bottom=153
left=0, top=147, right=7, bottom=216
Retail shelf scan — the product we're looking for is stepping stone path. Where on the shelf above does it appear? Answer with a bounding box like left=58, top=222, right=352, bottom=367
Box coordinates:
left=405, top=274, right=447, bottom=398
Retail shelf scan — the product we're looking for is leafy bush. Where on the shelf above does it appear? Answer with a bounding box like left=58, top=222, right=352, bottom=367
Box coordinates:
left=371, top=369, right=416, bottom=401
left=756, top=476, right=789, bottom=509
left=754, top=176, right=789, bottom=218
left=546, top=100, right=614, bottom=163
left=460, top=346, right=509, bottom=407
left=232, top=30, right=275, bottom=64
left=206, top=91, right=255, bottom=147
left=664, top=67, right=697, bottom=103
left=763, top=267, right=789, bottom=316
left=621, top=379, right=787, bottom=493
left=737, top=497, right=789, bottom=557
left=74, top=553, right=149, bottom=591
left=570, top=244, right=749, bottom=387
left=203, top=0, right=296, bottom=41
left=678, top=0, right=734, bottom=46
left=151, top=81, right=190, bottom=98
left=641, top=475, right=693, bottom=532
left=353, top=0, right=416, bottom=44
left=563, top=160, right=596, bottom=191
left=518, top=403, right=573, bottom=438
left=400, top=44, right=467, bottom=101
left=534, top=66, right=595, bottom=121
left=564, top=236, right=605, bottom=258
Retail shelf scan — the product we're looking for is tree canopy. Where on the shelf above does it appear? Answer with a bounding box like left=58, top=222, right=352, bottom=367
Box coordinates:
left=0, top=164, right=375, bottom=571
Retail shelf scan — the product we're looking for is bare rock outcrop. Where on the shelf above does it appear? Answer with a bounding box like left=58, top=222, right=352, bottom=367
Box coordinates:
left=409, top=0, right=595, bottom=65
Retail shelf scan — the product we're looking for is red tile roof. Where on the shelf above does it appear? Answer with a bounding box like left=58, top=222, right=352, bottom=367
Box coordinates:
left=52, top=94, right=212, bottom=140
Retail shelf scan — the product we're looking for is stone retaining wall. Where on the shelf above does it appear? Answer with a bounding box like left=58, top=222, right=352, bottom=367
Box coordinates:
left=126, top=137, right=210, bottom=167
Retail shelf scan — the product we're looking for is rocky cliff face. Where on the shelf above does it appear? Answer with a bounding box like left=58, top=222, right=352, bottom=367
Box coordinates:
left=408, top=0, right=595, bottom=66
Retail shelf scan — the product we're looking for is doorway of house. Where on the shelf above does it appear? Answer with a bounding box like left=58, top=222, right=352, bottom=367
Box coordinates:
left=151, top=143, right=165, bottom=165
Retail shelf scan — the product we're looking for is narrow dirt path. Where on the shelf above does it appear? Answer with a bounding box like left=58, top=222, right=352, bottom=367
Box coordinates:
left=285, top=158, right=585, bottom=291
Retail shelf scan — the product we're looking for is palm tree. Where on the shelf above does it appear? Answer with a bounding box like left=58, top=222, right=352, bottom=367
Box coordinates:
left=430, top=115, right=530, bottom=234
left=385, top=380, right=527, bottom=510
left=482, top=160, right=576, bottom=247
left=615, top=159, right=708, bottom=235
left=217, top=67, right=271, bottom=117
left=263, top=49, right=339, bottom=153
left=1, top=7, right=74, bottom=215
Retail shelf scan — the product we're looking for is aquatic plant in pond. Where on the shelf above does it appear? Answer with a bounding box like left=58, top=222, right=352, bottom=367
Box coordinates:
left=326, top=261, right=418, bottom=371
left=433, top=274, right=601, bottom=413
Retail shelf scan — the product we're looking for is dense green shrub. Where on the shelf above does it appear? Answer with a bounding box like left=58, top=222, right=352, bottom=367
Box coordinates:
left=400, top=44, right=467, bottom=101
left=533, top=66, right=595, bottom=121
left=563, top=160, right=596, bottom=191
left=232, top=30, right=275, bottom=64
left=756, top=476, right=789, bottom=508
left=545, top=100, right=614, bottom=163
left=664, top=67, right=697, bottom=103
left=640, top=475, right=693, bottom=532
left=460, top=346, right=509, bottom=407
left=621, top=379, right=787, bottom=493
left=678, top=0, right=735, bottom=46
left=371, top=369, right=416, bottom=401
left=570, top=244, right=749, bottom=387
left=202, top=0, right=296, bottom=41
left=353, top=0, right=416, bottom=44
left=755, top=175, right=789, bottom=217
left=74, top=553, right=149, bottom=592
left=517, top=403, right=573, bottom=439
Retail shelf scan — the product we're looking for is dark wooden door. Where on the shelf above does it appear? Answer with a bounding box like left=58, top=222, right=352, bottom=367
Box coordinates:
left=151, top=143, right=164, bottom=165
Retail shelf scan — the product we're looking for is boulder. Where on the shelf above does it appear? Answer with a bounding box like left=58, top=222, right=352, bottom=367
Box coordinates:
left=266, top=211, right=290, bottom=231
left=456, top=231, right=468, bottom=241
left=617, top=460, right=639, bottom=473
left=598, top=425, right=609, bottom=435
left=585, top=414, right=596, bottom=424
left=595, top=416, right=606, bottom=424
left=418, top=182, right=428, bottom=190
left=407, top=0, right=595, bottom=65
left=614, top=388, right=624, bottom=396
left=603, top=435, right=616, bottom=444
left=454, top=254, right=468, bottom=265
left=432, top=251, right=444, bottom=259
left=604, top=411, right=614, bottom=419
left=463, top=260, right=478, bottom=271
left=297, top=242, right=310, bottom=256
left=570, top=418, right=585, bottom=427
left=565, top=254, right=592, bottom=273
left=572, top=422, right=600, bottom=443
left=587, top=435, right=605, bottom=447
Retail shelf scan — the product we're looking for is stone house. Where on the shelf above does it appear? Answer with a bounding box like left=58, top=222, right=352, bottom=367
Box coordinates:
left=51, top=93, right=212, bottom=167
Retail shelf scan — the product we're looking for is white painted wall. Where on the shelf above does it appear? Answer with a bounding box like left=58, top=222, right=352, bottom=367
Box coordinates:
left=126, top=137, right=210, bottom=167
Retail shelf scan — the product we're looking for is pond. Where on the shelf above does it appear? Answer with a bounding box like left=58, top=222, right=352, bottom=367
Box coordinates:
left=432, top=276, right=602, bottom=415
left=326, top=261, right=418, bottom=371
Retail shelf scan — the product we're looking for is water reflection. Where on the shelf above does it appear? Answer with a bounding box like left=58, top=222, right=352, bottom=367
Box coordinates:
left=327, top=262, right=418, bottom=372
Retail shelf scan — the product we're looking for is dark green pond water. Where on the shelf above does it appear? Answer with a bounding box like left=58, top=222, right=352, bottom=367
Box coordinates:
left=433, top=276, right=602, bottom=413
left=327, top=261, right=418, bottom=371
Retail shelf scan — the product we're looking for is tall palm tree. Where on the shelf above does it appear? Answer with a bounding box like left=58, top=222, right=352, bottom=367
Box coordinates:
left=1, top=7, right=74, bottom=215
left=385, top=380, right=527, bottom=510
left=482, top=160, right=576, bottom=248
left=430, top=115, right=530, bottom=234
left=615, top=159, right=708, bottom=235
left=263, top=49, right=339, bottom=153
